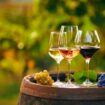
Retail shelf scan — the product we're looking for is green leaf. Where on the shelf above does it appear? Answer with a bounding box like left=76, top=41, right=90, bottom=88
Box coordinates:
left=89, top=70, right=97, bottom=82
left=73, top=71, right=86, bottom=83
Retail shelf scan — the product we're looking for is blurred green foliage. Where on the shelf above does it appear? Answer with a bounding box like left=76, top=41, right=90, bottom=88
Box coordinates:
left=0, top=0, right=105, bottom=105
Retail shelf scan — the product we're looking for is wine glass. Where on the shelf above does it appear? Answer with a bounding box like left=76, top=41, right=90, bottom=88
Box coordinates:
left=77, top=30, right=100, bottom=87
left=59, top=25, right=80, bottom=88
left=48, top=32, right=64, bottom=87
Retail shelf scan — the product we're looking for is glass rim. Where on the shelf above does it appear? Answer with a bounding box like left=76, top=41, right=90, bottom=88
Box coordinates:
left=51, top=31, right=60, bottom=34
left=51, top=31, right=67, bottom=35
left=61, top=25, right=78, bottom=28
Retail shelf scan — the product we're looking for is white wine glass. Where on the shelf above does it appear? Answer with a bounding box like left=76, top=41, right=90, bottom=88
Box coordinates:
left=77, top=30, right=100, bottom=87
left=59, top=25, right=80, bottom=88
left=48, top=32, right=64, bottom=87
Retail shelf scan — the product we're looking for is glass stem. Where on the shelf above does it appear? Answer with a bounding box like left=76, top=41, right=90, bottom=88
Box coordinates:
left=68, top=60, right=71, bottom=83
left=56, top=61, right=60, bottom=82
left=86, top=58, right=91, bottom=81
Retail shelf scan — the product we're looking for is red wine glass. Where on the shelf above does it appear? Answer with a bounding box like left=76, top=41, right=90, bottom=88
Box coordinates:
left=78, top=30, right=100, bottom=87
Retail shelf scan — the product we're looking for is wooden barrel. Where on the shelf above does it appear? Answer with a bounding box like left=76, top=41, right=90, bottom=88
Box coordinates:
left=18, top=75, right=105, bottom=105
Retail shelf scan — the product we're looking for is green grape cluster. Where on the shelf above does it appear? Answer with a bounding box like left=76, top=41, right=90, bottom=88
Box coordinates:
left=34, top=70, right=54, bottom=86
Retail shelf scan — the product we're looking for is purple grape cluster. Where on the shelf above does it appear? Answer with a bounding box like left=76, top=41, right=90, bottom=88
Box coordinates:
left=97, top=74, right=105, bottom=87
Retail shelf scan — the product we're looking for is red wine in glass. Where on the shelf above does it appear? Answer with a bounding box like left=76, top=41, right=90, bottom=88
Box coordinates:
left=80, top=46, right=100, bottom=59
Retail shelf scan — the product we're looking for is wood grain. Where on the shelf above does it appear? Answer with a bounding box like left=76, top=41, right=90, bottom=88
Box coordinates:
left=18, top=75, right=105, bottom=105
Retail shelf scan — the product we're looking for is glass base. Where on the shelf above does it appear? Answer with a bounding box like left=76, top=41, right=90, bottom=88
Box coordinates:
left=82, top=79, right=95, bottom=87
left=53, top=80, right=65, bottom=88
left=64, top=79, right=80, bottom=88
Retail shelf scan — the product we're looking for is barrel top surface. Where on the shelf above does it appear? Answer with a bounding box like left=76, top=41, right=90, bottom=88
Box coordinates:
left=20, top=75, right=105, bottom=100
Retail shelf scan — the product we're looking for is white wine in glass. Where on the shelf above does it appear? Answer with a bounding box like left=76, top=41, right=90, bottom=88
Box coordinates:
left=49, top=48, right=63, bottom=64
left=48, top=32, right=64, bottom=87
